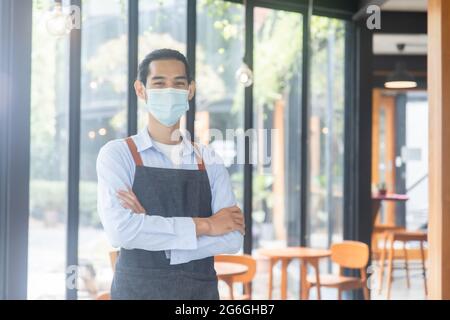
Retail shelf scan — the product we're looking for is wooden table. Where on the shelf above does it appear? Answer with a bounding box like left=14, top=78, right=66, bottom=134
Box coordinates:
left=372, top=193, right=409, bottom=227
left=258, top=247, right=331, bottom=300
left=371, top=193, right=409, bottom=257
left=214, top=262, right=249, bottom=300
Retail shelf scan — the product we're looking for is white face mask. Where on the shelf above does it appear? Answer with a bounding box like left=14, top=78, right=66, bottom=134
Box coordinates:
left=145, top=88, right=190, bottom=127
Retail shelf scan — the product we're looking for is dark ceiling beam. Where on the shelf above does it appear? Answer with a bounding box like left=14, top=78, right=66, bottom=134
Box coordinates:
left=373, top=55, right=427, bottom=72
left=353, top=0, right=388, bottom=20
left=376, top=11, right=427, bottom=34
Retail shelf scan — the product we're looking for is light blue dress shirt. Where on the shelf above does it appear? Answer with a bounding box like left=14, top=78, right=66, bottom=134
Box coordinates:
left=96, top=126, right=243, bottom=265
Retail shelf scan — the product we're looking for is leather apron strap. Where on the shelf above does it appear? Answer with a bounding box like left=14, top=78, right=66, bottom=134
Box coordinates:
left=125, top=137, right=205, bottom=171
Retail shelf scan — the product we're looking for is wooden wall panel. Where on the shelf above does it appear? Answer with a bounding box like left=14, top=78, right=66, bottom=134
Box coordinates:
left=428, top=0, right=450, bottom=300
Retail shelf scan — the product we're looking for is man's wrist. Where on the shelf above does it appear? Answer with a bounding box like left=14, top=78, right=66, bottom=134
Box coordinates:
left=193, top=217, right=211, bottom=236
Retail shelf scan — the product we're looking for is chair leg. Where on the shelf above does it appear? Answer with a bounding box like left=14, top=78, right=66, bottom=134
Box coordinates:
left=337, top=288, right=342, bottom=300
left=268, top=258, right=274, bottom=300
left=420, top=240, right=428, bottom=297
left=378, top=232, right=388, bottom=294
left=386, top=234, right=395, bottom=300
left=403, top=241, right=410, bottom=289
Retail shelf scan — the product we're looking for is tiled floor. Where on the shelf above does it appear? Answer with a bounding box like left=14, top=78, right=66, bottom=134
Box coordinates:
left=371, top=262, right=427, bottom=300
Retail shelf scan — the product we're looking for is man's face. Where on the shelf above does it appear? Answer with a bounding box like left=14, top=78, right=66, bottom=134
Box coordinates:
left=148, top=59, right=189, bottom=89
left=134, top=59, right=196, bottom=101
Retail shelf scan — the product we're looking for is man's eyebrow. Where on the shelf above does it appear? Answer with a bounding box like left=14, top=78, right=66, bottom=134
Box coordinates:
left=150, top=76, right=167, bottom=81
left=174, top=76, right=188, bottom=80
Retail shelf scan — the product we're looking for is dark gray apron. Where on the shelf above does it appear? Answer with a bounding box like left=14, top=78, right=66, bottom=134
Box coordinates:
left=110, top=137, right=219, bottom=300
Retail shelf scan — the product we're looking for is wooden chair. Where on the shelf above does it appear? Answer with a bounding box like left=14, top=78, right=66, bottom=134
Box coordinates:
left=109, top=250, right=119, bottom=272
left=378, top=230, right=427, bottom=300
left=94, top=251, right=119, bottom=300
left=214, top=254, right=257, bottom=300
left=96, top=292, right=111, bottom=300
left=306, top=241, right=370, bottom=300
left=372, top=225, right=405, bottom=260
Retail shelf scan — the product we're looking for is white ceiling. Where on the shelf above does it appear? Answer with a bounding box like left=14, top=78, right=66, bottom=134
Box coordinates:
left=381, top=0, right=428, bottom=12
left=373, top=34, right=427, bottom=55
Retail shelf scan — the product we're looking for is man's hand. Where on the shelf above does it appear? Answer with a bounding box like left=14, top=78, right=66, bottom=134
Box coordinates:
left=116, top=188, right=146, bottom=214
left=193, top=206, right=245, bottom=237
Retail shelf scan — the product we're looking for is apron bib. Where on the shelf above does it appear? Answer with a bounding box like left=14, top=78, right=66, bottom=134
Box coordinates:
left=110, top=137, right=219, bottom=300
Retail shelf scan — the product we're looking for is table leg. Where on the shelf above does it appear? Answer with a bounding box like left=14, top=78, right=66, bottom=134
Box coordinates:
left=225, top=278, right=234, bottom=300
left=300, top=259, right=308, bottom=300
left=310, top=259, right=321, bottom=300
left=372, top=200, right=382, bottom=226
left=281, top=258, right=290, bottom=300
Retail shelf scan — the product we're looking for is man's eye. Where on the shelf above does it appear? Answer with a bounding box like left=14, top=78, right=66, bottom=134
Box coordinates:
left=176, top=82, right=186, bottom=86
left=153, top=82, right=164, bottom=86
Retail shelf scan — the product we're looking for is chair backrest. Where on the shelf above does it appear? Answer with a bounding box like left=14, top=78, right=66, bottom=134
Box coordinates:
left=110, top=251, right=119, bottom=272
left=331, top=241, right=369, bottom=269
left=214, top=254, right=257, bottom=284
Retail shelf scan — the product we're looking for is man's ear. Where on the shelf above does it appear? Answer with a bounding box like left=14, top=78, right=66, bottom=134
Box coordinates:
left=188, top=80, right=196, bottom=100
left=134, top=80, right=147, bottom=101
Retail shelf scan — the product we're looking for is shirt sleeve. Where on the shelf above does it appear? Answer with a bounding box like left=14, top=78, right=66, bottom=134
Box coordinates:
left=96, top=140, right=198, bottom=251
left=168, top=147, right=244, bottom=265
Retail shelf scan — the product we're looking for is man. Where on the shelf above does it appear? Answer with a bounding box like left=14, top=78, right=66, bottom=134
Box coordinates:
left=96, top=49, right=245, bottom=300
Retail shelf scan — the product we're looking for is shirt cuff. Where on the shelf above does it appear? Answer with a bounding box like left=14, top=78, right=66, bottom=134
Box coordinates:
left=174, top=217, right=198, bottom=250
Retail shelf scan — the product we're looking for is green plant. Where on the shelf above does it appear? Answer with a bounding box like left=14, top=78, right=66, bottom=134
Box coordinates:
left=377, top=182, right=387, bottom=191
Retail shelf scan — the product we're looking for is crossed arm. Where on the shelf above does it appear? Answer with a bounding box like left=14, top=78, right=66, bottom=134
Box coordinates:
left=97, top=141, right=245, bottom=265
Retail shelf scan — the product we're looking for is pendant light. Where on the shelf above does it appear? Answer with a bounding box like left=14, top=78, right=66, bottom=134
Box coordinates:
left=384, top=43, right=417, bottom=89
left=235, top=0, right=254, bottom=87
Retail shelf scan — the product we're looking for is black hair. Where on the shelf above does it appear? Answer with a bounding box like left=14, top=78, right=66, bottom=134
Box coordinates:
left=137, top=48, right=192, bottom=86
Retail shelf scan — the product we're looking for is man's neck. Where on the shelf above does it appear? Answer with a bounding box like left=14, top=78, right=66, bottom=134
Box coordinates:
left=147, top=115, right=182, bottom=145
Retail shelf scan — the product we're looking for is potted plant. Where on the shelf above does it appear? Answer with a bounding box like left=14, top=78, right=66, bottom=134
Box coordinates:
left=377, top=182, right=387, bottom=196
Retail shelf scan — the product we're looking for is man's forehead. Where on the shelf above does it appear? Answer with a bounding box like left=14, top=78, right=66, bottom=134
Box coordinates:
left=148, top=59, right=187, bottom=76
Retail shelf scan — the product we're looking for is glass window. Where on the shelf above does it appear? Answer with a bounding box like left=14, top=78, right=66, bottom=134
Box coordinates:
left=28, top=0, right=70, bottom=300
left=307, top=16, right=346, bottom=249
left=138, top=0, right=188, bottom=131
left=252, top=7, right=303, bottom=249
left=78, top=0, right=128, bottom=299
left=195, top=0, right=244, bottom=206
left=252, top=6, right=303, bottom=299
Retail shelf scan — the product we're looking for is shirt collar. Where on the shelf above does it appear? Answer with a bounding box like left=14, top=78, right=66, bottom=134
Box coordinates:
left=134, top=126, right=194, bottom=156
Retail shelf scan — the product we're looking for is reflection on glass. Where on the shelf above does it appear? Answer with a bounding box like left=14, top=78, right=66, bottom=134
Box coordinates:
left=307, top=16, right=345, bottom=249
left=252, top=7, right=303, bottom=250
left=195, top=0, right=244, bottom=206
left=28, top=0, right=70, bottom=300
left=138, top=0, right=187, bottom=131
left=251, top=7, right=303, bottom=299
left=78, top=0, right=128, bottom=299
